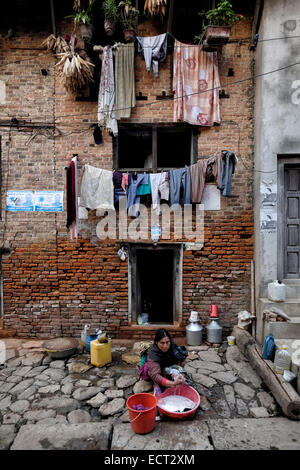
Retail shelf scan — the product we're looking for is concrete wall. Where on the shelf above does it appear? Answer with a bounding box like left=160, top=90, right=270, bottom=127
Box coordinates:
left=254, top=0, right=300, bottom=298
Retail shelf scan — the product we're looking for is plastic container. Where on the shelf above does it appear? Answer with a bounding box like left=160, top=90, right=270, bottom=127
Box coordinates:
left=206, top=317, right=223, bottom=344
left=85, top=334, right=98, bottom=353
left=157, top=384, right=200, bottom=420
left=186, top=311, right=203, bottom=346
left=90, top=339, right=112, bottom=367
left=227, top=336, right=235, bottom=345
left=209, top=305, right=218, bottom=318
left=267, top=280, right=286, bottom=302
left=262, top=334, right=275, bottom=360
left=274, top=345, right=291, bottom=374
left=80, top=324, right=90, bottom=350
left=126, top=393, right=157, bottom=434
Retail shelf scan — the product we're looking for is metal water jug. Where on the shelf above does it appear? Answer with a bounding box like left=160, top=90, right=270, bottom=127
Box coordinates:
left=206, top=317, right=223, bottom=344
left=186, top=311, right=203, bottom=346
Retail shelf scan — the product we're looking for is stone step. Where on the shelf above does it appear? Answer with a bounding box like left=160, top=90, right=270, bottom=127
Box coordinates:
left=259, top=298, right=300, bottom=317
left=118, top=324, right=186, bottom=341
left=0, top=328, right=17, bottom=338
left=268, top=321, right=300, bottom=340
left=283, top=280, right=300, bottom=299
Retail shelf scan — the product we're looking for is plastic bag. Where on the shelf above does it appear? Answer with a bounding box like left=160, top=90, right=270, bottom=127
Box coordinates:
left=137, top=313, right=149, bottom=325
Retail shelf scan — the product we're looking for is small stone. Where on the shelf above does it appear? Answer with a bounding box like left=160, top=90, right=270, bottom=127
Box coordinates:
left=39, top=385, right=60, bottom=394
left=23, top=410, right=56, bottom=422
left=257, top=391, right=277, bottom=413
left=67, top=363, right=92, bottom=374
left=43, top=369, right=66, bottom=381
left=25, top=366, right=48, bottom=378
left=187, top=352, right=198, bottom=360
left=186, top=345, right=209, bottom=351
left=18, top=385, right=38, bottom=401
left=13, top=366, right=32, bottom=377
left=6, top=357, right=22, bottom=367
left=236, top=398, right=249, bottom=416
left=233, top=383, right=255, bottom=401
left=3, top=413, right=21, bottom=425
left=199, top=395, right=211, bottom=411
left=68, top=409, right=92, bottom=424
left=37, top=416, right=68, bottom=425
left=116, top=375, right=139, bottom=389
left=105, top=389, right=124, bottom=399
left=122, top=353, right=140, bottom=365
left=249, top=407, right=270, bottom=418
left=22, top=353, right=44, bottom=367
left=99, top=398, right=125, bottom=416
left=6, top=375, right=22, bottom=384
left=192, top=373, right=217, bottom=388
left=49, top=360, right=66, bottom=370
left=86, top=392, right=108, bottom=408
left=210, top=371, right=237, bottom=384
left=31, top=397, right=80, bottom=414
left=10, top=400, right=30, bottom=413
left=198, top=350, right=222, bottom=363
left=61, top=383, right=74, bottom=395
left=22, top=340, right=45, bottom=349
left=9, top=379, right=34, bottom=396
left=42, top=356, right=52, bottom=365
left=192, top=361, right=225, bottom=372
left=0, top=425, right=16, bottom=450
left=133, top=380, right=153, bottom=394
left=75, top=380, right=91, bottom=388
left=72, top=387, right=102, bottom=401
left=0, top=396, right=12, bottom=410
left=0, top=382, right=15, bottom=393
left=223, top=385, right=236, bottom=410
left=120, top=409, right=130, bottom=422
left=96, top=378, right=115, bottom=390
left=214, top=399, right=231, bottom=418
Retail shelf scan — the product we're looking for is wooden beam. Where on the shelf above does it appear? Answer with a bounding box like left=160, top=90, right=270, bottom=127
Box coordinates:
left=233, top=326, right=300, bottom=420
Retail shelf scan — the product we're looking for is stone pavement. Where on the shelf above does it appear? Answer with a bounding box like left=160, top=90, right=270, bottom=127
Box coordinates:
left=0, top=337, right=298, bottom=450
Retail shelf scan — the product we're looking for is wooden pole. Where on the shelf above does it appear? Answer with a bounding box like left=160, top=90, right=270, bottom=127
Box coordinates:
left=233, top=326, right=300, bottom=420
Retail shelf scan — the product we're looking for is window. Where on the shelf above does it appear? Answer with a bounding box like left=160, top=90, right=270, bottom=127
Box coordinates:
left=114, top=124, right=198, bottom=171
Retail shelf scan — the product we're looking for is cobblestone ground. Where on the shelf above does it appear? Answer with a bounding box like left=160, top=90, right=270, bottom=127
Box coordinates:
left=0, top=338, right=281, bottom=449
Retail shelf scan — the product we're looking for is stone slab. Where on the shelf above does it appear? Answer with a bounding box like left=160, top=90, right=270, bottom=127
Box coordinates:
left=0, top=424, right=16, bottom=450
left=11, top=422, right=113, bottom=450
left=208, top=418, right=300, bottom=450
left=111, top=421, right=213, bottom=450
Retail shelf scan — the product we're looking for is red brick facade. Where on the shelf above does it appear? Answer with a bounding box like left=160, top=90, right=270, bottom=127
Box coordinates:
left=0, top=8, right=254, bottom=339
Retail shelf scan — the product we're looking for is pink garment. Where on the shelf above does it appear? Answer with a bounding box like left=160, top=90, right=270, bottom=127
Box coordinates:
left=173, top=40, right=221, bottom=126
left=121, top=173, right=129, bottom=193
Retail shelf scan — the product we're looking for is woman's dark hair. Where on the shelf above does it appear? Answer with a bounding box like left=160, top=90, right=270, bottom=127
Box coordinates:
left=154, top=328, right=171, bottom=343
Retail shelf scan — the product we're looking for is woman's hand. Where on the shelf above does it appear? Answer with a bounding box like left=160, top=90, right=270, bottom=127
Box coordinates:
left=173, top=374, right=185, bottom=385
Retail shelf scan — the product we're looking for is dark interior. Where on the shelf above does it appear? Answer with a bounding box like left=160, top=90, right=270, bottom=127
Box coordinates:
left=118, top=128, right=152, bottom=169
left=137, top=249, right=173, bottom=324
left=157, top=128, right=191, bottom=168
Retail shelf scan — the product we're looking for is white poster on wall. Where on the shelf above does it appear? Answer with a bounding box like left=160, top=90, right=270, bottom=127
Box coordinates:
left=35, top=191, right=63, bottom=212
left=6, top=191, right=34, bottom=211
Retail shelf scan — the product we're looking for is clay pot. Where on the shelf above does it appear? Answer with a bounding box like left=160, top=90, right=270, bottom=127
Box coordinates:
left=205, top=25, right=231, bottom=45
left=123, top=29, right=135, bottom=43
left=104, top=19, right=115, bottom=36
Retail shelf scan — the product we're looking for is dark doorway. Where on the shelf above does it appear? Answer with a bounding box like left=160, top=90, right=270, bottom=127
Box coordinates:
left=137, top=249, right=173, bottom=324
left=129, top=244, right=182, bottom=325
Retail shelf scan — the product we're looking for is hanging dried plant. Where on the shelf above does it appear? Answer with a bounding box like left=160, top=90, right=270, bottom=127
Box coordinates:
left=144, top=0, right=167, bottom=18
left=41, top=34, right=70, bottom=53
left=55, top=51, right=95, bottom=94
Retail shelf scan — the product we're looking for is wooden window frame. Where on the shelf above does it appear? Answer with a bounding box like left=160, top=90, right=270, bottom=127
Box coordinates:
left=113, top=123, right=199, bottom=172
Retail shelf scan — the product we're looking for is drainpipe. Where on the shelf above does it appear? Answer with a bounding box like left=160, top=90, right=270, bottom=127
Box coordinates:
left=50, top=0, right=56, bottom=37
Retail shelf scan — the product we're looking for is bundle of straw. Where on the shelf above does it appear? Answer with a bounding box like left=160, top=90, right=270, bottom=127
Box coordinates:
left=55, top=51, right=95, bottom=93
left=144, top=0, right=167, bottom=18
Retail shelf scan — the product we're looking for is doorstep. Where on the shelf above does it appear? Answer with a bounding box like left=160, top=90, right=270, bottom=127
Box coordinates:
left=118, top=323, right=186, bottom=341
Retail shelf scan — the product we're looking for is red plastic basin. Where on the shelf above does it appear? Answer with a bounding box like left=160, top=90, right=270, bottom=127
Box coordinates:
left=157, top=384, right=200, bottom=420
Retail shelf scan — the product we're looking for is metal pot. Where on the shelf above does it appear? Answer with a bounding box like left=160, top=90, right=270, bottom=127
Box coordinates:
left=42, top=337, right=79, bottom=359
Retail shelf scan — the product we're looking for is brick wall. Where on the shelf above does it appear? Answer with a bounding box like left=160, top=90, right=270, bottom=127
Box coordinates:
left=0, top=13, right=254, bottom=339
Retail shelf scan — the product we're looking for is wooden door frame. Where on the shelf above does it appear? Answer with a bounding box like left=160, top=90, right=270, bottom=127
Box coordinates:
left=277, top=155, right=300, bottom=280
left=128, top=243, right=183, bottom=325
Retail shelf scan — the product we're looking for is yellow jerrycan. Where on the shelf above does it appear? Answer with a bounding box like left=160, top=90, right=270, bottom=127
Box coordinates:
left=90, top=338, right=112, bottom=367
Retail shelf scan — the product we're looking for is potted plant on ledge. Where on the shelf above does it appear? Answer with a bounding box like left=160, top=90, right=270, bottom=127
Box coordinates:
left=118, top=0, right=139, bottom=43
left=196, top=0, right=244, bottom=46
left=102, top=0, right=120, bottom=36
left=66, top=0, right=95, bottom=41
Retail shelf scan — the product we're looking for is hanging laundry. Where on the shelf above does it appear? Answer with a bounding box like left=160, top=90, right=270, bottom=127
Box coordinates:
left=218, top=151, right=238, bottom=197
left=190, top=154, right=222, bottom=203
left=97, top=45, right=118, bottom=136
left=173, top=40, right=221, bottom=126
left=114, top=43, right=136, bottom=119
left=79, top=164, right=115, bottom=211
left=150, top=172, right=169, bottom=215
left=169, top=166, right=191, bottom=205
left=127, top=173, right=149, bottom=217
left=121, top=173, right=131, bottom=194
left=137, top=33, right=167, bottom=78
left=136, top=173, right=151, bottom=196
left=113, top=171, right=126, bottom=203
left=66, top=155, right=79, bottom=240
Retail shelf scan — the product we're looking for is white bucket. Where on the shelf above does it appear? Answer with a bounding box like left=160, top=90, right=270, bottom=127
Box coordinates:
left=227, top=336, right=235, bottom=345
left=267, top=280, right=286, bottom=302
